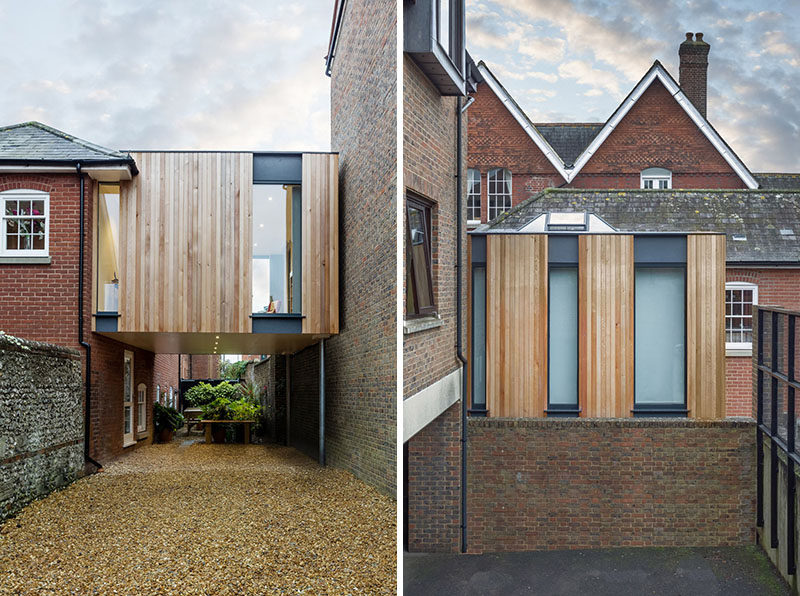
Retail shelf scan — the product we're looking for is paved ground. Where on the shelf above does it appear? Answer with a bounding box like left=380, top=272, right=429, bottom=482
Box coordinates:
left=0, top=441, right=396, bottom=595
left=405, top=546, right=790, bottom=595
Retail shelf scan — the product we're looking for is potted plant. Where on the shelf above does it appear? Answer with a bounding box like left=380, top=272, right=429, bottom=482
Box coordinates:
left=201, top=397, right=232, bottom=443
left=153, top=402, right=184, bottom=443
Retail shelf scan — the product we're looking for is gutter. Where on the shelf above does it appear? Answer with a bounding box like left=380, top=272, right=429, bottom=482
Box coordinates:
left=77, top=163, right=102, bottom=471
left=456, top=96, right=469, bottom=554
left=1, top=157, right=138, bottom=175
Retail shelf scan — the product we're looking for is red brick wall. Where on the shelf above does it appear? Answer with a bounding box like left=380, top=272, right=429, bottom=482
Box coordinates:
left=465, top=418, right=755, bottom=553
left=725, top=268, right=800, bottom=417
left=179, top=354, right=219, bottom=380
left=0, top=173, right=160, bottom=462
left=466, top=82, right=563, bottom=222
left=574, top=79, right=743, bottom=186
left=406, top=402, right=461, bottom=552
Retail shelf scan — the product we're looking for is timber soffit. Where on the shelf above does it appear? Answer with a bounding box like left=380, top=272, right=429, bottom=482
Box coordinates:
left=475, top=61, right=759, bottom=189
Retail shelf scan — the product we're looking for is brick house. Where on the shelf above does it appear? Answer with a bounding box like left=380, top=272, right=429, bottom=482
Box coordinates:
left=0, top=121, right=340, bottom=467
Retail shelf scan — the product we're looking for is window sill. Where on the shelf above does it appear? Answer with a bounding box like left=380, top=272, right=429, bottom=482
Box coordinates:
left=726, top=347, right=753, bottom=357
left=0, top=256, right=51, bottom=265
left=122, top=440, right=136, bottom=448
left=136, top=430, right=149, bottom=441
left=404, top=315, right=443, bottom=335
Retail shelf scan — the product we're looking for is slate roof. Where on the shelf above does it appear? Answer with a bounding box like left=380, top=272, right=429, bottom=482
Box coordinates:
left=0, top=122, right=133, bottom=163
left=480, top=188, right=800, bottom=265
left=754, top=173, right=800, bottom=190
left=534, top=123, right=603, bottom=166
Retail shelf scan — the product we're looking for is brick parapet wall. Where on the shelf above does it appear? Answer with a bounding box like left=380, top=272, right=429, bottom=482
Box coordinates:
left=466, top=417, right=756, bottom=553
left=0, top=334, right=84, bottom=520
left=406, top=402, right=461, bottom=552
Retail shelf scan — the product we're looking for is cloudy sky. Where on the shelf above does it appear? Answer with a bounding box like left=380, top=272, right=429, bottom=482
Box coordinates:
left=468, top=0, right=800, bottom=171
left=0, top=1, right=332, bottom=152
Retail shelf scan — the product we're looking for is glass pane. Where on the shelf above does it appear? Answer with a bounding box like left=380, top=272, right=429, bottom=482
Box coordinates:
left=4, top=200, right=16, bottom=215
left=18, top=220, right=29, bottom=233
left=6, top=220, right=16, bottom=233
left=31, top=200, right=44, bottom=216
left=439, top=0, right=450, bottom=54
left=252, top=184, right=290, bottom=313
left=97, top=185, right=120, bottom=311
left=7, top=235, right=17, bottom=250
left=472, top=267, right=486, bottom=408
left=20, top=235, right=31, bottom=250
left=408, top=206, right=432, bottom=309
left=549, top=268, right=578, bottom=406
left=124, top=406, right=131, bottom=435
left=18, top=201, right=30, bottom=216
left=32, top=234, right=44, bottom=250
left=635, top=268, right=685, bottom=405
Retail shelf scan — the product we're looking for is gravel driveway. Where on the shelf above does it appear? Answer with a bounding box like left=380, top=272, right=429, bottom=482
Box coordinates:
left=0, top=442, right=396, bottom=595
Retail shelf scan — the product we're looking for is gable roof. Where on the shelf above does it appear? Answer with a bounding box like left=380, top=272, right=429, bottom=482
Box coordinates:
left=480, top=188, right=800, bottom=265
left=0, top=122, right=134, bottom=165
left=754, top=173, right=800, bottom=190
left=475, top=61, right=759, bottom=189
left=534, top=123, right=602, bottom=166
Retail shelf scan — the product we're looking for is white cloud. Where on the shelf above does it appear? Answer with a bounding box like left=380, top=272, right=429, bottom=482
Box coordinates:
left=558, top=60, right=622, bottom=97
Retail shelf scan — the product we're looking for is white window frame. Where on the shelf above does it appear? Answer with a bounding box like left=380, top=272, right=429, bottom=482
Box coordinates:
left=169, top=386, right=174, bottom=408
left=123, top=351, right=135, bottom=447
left=487, top=168, right=512, bottom=221
left=156, top=385, right=161, bottom=405
left=137, top=383, right=147, bottom=433
left=725, top=282, right=758, bottom=355
left=467, top=168, right=481, bottom=224
left=640, top=168, right=672, bottom=190
left=1, top=189, right=50, bottom=257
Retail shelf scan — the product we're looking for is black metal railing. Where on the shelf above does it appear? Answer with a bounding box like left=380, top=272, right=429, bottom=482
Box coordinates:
left=756, top=305, right=800, bottom=575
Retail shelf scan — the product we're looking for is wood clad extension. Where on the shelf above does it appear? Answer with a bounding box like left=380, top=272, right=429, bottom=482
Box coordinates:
left=579, top=235, right=634, bottom=418
left=301, top=153, right=339, bottom=335
left=687, top=233, right=726, bottom=418
left=117, top=152, right=253, bottom=333
left=486, top=235, right=547, bottom=417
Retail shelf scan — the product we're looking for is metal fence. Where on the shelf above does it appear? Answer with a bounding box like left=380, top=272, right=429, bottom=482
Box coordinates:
left=756, top=305, right=800, bottom=575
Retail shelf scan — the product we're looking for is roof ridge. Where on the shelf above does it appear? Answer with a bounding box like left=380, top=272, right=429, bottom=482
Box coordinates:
left=0, top=121, right=128, bottom=159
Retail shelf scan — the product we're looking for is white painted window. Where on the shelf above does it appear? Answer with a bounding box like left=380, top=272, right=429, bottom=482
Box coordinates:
left=467, top=169, right=481, bottom=223
left=137, top=383, right=147, bottom=433
left=156, top=385, right=161, bottom=405
left=641, top=167, right=672, bottom=189
left=487, top=168, right=512, bottom=221
left=123, top=351, right=135, bottom=447
left=169, top=387, right=174, bottom=408
left=1, top=190, right=49, bottom=256
left=726, top=282, right=758, bottom=351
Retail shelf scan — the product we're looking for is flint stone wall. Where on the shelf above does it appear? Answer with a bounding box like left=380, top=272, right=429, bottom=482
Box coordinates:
left=0, top=333, right=83, bottom=521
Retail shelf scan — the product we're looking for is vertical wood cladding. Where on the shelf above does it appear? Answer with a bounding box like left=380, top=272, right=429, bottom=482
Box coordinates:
left=117, top=152, right=253, bottom=334
left=485, top=235, right=547, bottom=417
left=578, top=235, right=635, bottom=418
left=687, top=233, right=726, bottom=418
left=301, top=153, right=339, bottom=335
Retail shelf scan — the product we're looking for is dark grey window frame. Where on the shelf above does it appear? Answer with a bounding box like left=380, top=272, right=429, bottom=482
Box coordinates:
left=632, top=235, right=689, bottom=417
left=469, top=234, right=487, bottom=416
left=404, top=0, right=466, bottom=95
left=406, top=195, right=436, bottom=318
left=546, top=235, right=581, bottom=417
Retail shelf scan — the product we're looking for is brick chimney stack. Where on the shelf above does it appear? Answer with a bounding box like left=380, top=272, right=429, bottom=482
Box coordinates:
left=679, top=32, right=710, bottom=118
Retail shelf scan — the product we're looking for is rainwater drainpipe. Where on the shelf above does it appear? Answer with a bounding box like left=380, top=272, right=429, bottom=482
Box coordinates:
left=77, top=163, right=102, bottom=471
left=456, top=96, right=469, bottom=554
left=319, top=339, right=326, bottom=466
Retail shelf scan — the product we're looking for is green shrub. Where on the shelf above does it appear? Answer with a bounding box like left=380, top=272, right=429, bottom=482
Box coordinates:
left=219, top=359, right=248, bottom=380
left=237, top=381, right=262, bottom=404
left=184, top=381, right=239, bottom=408
left=153, top=403, right=185, bottom=432
left=229, top=399, right=261, bottom=421
left=201, top=397, right=232, bottom=421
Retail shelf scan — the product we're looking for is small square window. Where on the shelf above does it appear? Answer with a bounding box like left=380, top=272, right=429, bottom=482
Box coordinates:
left=1, top=190, right=49, bottom=257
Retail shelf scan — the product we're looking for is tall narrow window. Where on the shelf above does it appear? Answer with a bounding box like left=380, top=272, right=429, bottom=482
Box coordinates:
left=253, top=184, right=298, bottom=314
left=137, top=383, right=147, bottom=433
left=97, top=183, right=120, bottom=311
left=406, top=196, right=435, bottom=317
left=471, top=265, right=486, bottom=411
left=634, top=267, right=685, bottom=411
left=548, top=267, right=579, bottom=414
left=487, top=168, right=512, bottom=221
left=123, top=351, right=134, bottom=446
left=438, top=0, right=450, bottom=54
left=726, top=282, right=757, bottom=350
left=1, top=189, right=49, bottom=257
left=467, top=169, right=481, bottom=223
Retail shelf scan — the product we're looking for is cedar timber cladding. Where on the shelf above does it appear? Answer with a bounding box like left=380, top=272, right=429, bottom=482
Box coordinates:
left=301, top=153, right=339, bottom=335
left=486, top=235, right=547, bottom=417
left=687, top=233, right=726, bottom=418
left=117, top=152, right=253, bottom=333
left=579, top=235, right=635, bottom=418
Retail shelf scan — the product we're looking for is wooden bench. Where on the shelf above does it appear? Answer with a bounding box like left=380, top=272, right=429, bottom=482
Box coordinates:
left=201, top=420, right=256, bottom=444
